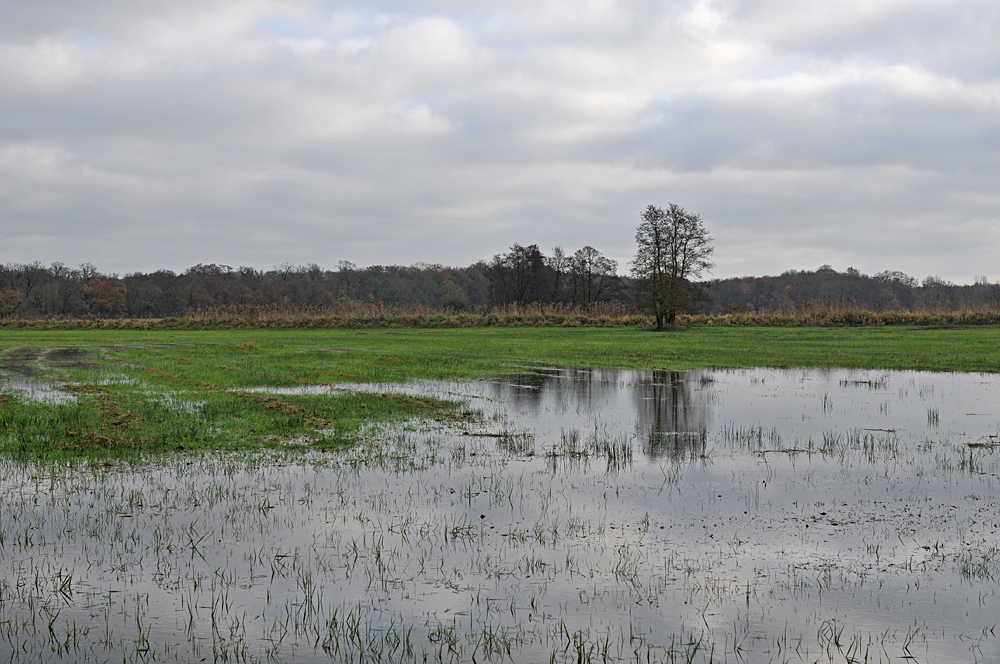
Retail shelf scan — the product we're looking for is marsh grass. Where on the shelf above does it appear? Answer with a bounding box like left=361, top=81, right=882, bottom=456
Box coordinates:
left=546, top=427, right=636, bottom=473
left=0, top=344, right=463, bottom=460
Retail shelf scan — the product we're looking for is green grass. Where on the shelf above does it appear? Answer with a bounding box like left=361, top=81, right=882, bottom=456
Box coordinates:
left=3, top=326, right=1000, bottom=460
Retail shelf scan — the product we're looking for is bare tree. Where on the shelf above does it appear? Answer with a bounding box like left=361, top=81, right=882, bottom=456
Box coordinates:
left=570, top=246, right=617, bottom=308
left=631, top=203, right=713, bottom=330
left=547, top=247, right=570, bottom=302
left=486, top=244, right=548, bottom=305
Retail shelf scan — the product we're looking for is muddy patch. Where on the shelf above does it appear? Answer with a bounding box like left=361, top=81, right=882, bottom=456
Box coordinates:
left=44, top=346, right=102, bottom=370
left=0, top=348, right=42, bottom=377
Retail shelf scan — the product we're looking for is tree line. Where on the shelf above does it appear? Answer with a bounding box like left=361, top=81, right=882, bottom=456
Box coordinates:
left=705, top=267, right=1000, bottom=315
left=3, top=257, right=994, bottom=320
left=0, top=245, right=631, bottom=319
left=1, top=208, right=996, bottom=319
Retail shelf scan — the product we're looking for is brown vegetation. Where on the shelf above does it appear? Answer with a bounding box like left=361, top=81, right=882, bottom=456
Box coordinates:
left=2, top=301, right=1000, bottom=329
left=0, top=302, right=648, bottom=329
left=684, top=309, right=1000, bottom=327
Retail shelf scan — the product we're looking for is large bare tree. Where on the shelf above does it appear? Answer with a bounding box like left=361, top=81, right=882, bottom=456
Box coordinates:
left=631, top=203, right=713, bottom=330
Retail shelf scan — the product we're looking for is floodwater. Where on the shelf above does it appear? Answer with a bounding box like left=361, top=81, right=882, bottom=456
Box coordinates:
left=2, top=368, right=1000, bottom=663
left=0, top=376, right=78, bottom=405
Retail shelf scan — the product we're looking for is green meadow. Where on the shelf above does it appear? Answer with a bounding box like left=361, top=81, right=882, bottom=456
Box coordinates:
left=2, top=326, right=1000, bottom=459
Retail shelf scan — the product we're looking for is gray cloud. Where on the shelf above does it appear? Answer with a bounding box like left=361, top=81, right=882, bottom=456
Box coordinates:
left=1, top=0, right=998, bottom=282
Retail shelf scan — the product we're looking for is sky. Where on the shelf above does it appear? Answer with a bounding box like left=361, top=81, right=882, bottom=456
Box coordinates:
left=1, top=0, right=998, bottom=282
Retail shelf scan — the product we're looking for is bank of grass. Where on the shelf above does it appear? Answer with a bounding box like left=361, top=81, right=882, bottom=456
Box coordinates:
left=2, top=326, right=1000, bottom=460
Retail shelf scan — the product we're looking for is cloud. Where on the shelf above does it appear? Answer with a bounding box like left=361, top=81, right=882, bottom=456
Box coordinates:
left=0, top=0, right=998, bottom=282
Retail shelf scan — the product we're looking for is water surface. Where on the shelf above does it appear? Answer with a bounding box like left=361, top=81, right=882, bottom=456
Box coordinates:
left=2, top=367, right=999, bottom=663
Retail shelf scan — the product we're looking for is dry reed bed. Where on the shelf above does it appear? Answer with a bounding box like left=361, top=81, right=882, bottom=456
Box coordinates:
left=4, top=306, right=1000, bottom=329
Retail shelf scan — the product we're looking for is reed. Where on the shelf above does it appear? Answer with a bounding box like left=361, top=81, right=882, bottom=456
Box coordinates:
left=4, top=302, right=1000, bottom=330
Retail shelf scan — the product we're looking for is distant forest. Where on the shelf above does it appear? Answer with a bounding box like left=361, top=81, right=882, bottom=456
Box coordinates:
left=1, top=247, right=998, bottom=319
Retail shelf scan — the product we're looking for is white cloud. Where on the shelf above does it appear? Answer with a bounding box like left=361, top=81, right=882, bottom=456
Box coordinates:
left=0, top=0, right=998, bottom=282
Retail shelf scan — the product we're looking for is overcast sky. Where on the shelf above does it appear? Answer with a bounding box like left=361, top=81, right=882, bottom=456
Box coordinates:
left=2, top=0, right=998, bottom=281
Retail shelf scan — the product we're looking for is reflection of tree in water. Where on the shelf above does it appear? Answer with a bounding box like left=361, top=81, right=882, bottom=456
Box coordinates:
left=636, top=370, right=711, bottom=461
left=487, top=370, right=557, bottom=410
left=484, top=368, right=715, bottom=462
left=488, top=369, right=623, bottom=414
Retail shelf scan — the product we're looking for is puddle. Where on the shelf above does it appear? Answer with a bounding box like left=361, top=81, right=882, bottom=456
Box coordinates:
left=0, top=347, right=104, bottom=403
left=1, top=368, right=1000, bottom=662
left=241, top=384, right=341, bottom=395
left=146, top=392, right=206, bottom=414
left=0, top=376, right=78, bottom=404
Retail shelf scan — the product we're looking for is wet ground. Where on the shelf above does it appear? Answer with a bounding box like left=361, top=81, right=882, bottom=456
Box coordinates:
left=0, top=347, right=85, bottom=404
left=1, top=367, right=999, bottom=662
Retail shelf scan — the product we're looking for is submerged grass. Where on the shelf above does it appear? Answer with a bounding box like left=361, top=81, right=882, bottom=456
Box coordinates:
left=2, top=366, right=1000, bottom=662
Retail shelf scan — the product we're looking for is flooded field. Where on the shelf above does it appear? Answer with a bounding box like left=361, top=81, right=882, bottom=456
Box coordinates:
left=2, top=367, right=1000, bottom=663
